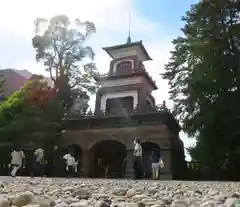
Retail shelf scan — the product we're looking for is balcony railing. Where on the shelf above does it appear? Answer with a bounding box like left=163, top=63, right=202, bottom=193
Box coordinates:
left=96, top=69, right=156, bottom=86
left=65, top=102, right=172, bottom=119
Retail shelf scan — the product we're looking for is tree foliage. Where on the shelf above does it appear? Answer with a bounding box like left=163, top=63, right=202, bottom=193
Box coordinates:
left=162, top=0, right=240, bottom=171
left=0, top=76, right=63, bottom=147
left=32, top=15, right=98, bottom=107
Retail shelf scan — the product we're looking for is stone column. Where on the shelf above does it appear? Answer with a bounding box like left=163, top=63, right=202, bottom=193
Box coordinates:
left=160, top=149, right=172, bottom=180
left=138, top=89, right=147, bottom=109
left=125, top=149, right=134, bottom=178
left=80, top=150, right=89, bottom=177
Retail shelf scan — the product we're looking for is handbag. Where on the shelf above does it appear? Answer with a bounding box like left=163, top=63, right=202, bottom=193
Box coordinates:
left=159, top=159, right=164, bottom=168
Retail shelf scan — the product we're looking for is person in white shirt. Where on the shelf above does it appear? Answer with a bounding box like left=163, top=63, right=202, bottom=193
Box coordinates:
left=32, top=147, right=45, bottom=177
left=34, top=148, right=44, bottom=162
left=134, top=139, right=143, bottom=157
left=63, top=153, right=77, bottom=178
left=133, top=138, right=143, bottom=179
left=10, top=147, right=25, bottom=177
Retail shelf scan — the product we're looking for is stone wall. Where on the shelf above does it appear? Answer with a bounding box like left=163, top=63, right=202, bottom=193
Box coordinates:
left=61, top=125, right=174, bottom=180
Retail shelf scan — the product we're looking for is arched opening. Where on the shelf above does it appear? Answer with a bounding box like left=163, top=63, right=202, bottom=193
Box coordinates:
left=115, top=60, right=133, bottom=75
left=67, top=144, right=83, bottom=160
left=142, top=142, right=160, bottom=178
left=89, top=140, right=126, bottom=178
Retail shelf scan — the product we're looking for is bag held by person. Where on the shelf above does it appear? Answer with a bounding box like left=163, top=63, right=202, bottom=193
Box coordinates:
left=159, top=159, right=164, bottom=168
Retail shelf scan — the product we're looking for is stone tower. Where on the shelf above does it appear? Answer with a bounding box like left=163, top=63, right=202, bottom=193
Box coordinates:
left=62, top=39, right=184, bottom=180
left=95, top=40, right=158, bottom=116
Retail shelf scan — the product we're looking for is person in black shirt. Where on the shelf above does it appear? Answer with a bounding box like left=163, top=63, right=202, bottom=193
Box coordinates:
left=150, top=150, right=160, bottom=180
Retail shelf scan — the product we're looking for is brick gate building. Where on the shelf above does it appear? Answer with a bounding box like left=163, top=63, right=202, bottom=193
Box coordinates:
left=62, top=39, right=185, bottom=180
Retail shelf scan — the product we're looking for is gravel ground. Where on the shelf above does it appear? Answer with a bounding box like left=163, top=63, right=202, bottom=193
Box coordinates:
left=0, top=177, right=240, bottom=207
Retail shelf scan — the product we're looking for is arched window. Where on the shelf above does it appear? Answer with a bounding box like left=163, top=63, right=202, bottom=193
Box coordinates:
left=114, top=60, right=133, bottom=75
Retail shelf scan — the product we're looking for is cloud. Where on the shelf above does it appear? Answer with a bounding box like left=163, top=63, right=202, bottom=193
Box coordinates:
left=0, top=0, right=195, bottom=159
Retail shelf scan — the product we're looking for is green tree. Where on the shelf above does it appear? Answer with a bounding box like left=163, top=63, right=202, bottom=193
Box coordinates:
left=32, top=15, right=98, bottom=107
left=0, top=77, right=62, bottom=148
left=162, top=0, right=240, bottom=173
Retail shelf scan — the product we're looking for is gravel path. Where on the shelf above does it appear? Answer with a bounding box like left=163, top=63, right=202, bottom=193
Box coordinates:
left=0, top=177, right=240, bottom=207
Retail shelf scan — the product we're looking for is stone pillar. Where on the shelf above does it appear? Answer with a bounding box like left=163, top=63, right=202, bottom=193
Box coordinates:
left=160, top=149, right=172, bottom=180
left=80, top=150, right=89, bottom=177
left=125, top=149, right=134, bottom=178
left=138, top=89, right=147, bottom=109
left=52, top=147, right=65, bottom=177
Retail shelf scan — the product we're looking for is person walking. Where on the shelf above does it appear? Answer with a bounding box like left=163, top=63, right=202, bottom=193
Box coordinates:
left=31, top=146, right=45, bottom=177
left=150, top=150, right=160, bottom=180
left=10, top=147, right=25, bottom=177
left=63, top=152, right=77, bottom=178
left=158, top=157, right=164, bottom=179
left=133, top=138, right=143, bottom=179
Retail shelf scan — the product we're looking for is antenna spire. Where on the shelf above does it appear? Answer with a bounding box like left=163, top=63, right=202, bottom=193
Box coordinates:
left=126, top=4, right=132, bottom=44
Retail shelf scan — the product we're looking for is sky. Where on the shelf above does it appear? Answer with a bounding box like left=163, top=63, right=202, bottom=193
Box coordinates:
left=0, top=0, right=198, bottom=160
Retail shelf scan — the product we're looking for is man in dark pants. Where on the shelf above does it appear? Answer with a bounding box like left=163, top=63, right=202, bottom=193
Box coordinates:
left=31, top=146, right=44, bottom=177
left=133, top=138, right=143, bottom=179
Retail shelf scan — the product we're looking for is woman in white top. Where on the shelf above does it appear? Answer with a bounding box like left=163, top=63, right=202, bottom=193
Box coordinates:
left=10, top=147, right=25, bottom=177
left=63, top=153, right=77, bottom=178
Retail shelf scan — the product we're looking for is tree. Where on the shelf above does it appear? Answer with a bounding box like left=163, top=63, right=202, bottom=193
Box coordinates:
left=162, top=0, right=240, bottom=174
left=32, top=15, right=98, bottom=107
left=0, top=77, right=62, bottom=147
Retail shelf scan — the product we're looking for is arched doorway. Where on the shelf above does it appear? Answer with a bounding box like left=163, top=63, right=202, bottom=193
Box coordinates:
left=142, top=142, right=160, bottom=178
left=67, top=144, right=83, bottom=161
left=89, top=140, right=126, bottom=178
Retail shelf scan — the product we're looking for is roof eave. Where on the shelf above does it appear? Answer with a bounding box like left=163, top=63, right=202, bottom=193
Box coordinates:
left=103, top=41, right=152, bottom=61
left=96, top=73, right=158, bottom=90
left=139, top=40, right=152, bottom=61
